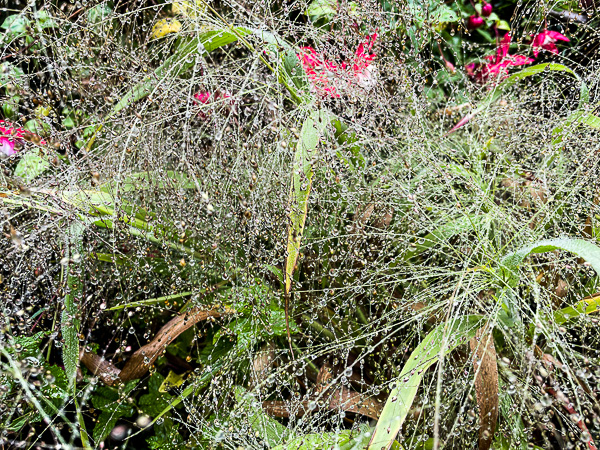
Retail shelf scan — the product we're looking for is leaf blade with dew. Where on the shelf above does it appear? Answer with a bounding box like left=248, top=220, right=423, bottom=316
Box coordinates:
left=447, top=63, right=588, bottom=135
left=551, top=106, right=600, bottom=145
left=110, top=25, right=305, bottom=121
left=127, top=360, right=227, bottom=441
left=234, top=386, right=289, bottom=447
left=112, top=28, right=252, bottom=115
left=61, top=220, right=87, bottom=392
left=45, top=189, right=205, bottom=260
left=271, top=423, right=386, bottom=450
left=500, top=238, right=600, bottom=288
left=368, top=315, right=483, bottom=450
left=284, top=109, right=331, bottom=347
left=13, top=152, right=50, bottom=183
left=404, top=213, right=489, bottom=260
left=554, top=294, right=600, bottom=325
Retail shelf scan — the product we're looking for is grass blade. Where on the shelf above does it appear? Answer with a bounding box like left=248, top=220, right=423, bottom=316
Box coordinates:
left=284, top=109, right=330, bottom=349
left=500, top=238, right=600, bottom=288
left=368, top=315, right=483, bottom=450
left=554, top=294, right=600, bottom=325
left=62, top=220, right=86, bottom=392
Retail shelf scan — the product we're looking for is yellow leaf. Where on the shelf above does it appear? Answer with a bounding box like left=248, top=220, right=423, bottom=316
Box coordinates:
left=151, top=19, right=182, bottom=39
left=159, top=370, right=186, bottom=393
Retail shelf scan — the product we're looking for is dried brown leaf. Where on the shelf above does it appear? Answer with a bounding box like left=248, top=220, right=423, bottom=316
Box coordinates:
left=469, top=325, right=498, bottom=450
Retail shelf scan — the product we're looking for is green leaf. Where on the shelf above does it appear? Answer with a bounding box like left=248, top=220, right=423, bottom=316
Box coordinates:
left=285, top=109, right=330, bottom=295
left=109, top=26, right=307, bottom=125
left=62, top=220, right=87, bottom=392
left=307, top=0, right=337, bottom=19
left=554, top=296, right=600, bottom=325
left=496, top=19, right=511, bottom=30
left=146, top=417, right=184, bottom=449
left=272, top=423, right=378, bottom=450
left=4, top=331, right=45, bottom=358
left=235, top=386, right=288, bottom=447
left=91, top=382, right=137, bottom=443
left=139, top=373, right=175, bottom=417
left=330, top=117, right=365, bottom=169
left=23, top=119, right=49, bottom=135
left=500, top=238, right=600, bottom=288
left=0, top=62, right=27, bottom=89
left=552, top=107, right=600, bottom=144
left=1, top=15, right=30, bottom=37
left=431, top=4, right=458, bottom=24
left=13, top=153, right=50, bottom=183
left=87, top=4, right=113, bottom=25
left=112, top=28, right=250, bottom=115
left=368, top=315, right=483, bottom=450
left=93, top=411, right=125, bottom=443
left=34, top=10, right=57, bottom=29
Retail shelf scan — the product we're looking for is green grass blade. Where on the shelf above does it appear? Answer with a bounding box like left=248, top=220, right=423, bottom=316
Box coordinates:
left=554, top=295, right=600, bottom=325
left=106, top=291, right=194, bottom=311
left=113, top=28, right=251, bottom=114
left=404, top=214, right=488, bottom=260
left=285, top=109, right=330, bottom=295
left=368, top=315, right=483, bottom=450
left=500, top=238, right=600, bottom=288
left=62, top=220, right=86, bottom=392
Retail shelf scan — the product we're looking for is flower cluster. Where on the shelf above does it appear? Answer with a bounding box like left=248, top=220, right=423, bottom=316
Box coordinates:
left=0, top=121, right=44, bottom=157
left=466, top=29, right=569, bottom=84
left=297, top=33, right=378, bottom=98
left=466, top=33, right=534, bottom=84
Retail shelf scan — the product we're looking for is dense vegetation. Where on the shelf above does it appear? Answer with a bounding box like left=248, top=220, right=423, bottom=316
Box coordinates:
left=1, top=0, right=600, bottom=448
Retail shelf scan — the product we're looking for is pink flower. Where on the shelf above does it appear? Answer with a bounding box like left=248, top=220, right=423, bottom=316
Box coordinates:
left=194, top=91, right=212, bottom=104
left=0, top=121, right=44, bottom=156
left=466, top=33, right=534, bottom=84
left=531, top=30, right=570, bottom=58
left=481, top=2, right=493, bottom=17
left=467, top=15, right=484, bottom=30
left=297, top=33, right=378, bottom=98
left=297, top=47, right=342, bottom=97
left=193, top=91, right=232, bottom=119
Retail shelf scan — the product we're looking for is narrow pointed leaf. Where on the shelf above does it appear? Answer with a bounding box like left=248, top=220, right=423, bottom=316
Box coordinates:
left=285, top=109, right=330, bottom=294
left=368, top=315, right=483, bottom=450
left=500, top=238, right=600, bottom=288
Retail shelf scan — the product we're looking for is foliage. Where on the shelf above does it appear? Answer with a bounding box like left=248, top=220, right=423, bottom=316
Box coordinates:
left=1, top=0, right=600, bottom=448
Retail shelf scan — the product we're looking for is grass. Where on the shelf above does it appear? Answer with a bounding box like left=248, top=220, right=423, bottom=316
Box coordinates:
left=1, top=0, right=600, bottom=449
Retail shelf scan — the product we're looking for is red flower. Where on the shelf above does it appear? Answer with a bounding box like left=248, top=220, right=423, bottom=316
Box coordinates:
left=531, top=30, right=570, bottom=58
left=297, top=47, right=342, bottom=97
left=297, top=33, right=378, bottom=98
left=193, top=91, right=232, bottom=119
left=467, top=15, right=484, bottom=30
left=0, top=121, right=44, bottom=157
left=466, top=33, right=534, bottom=84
